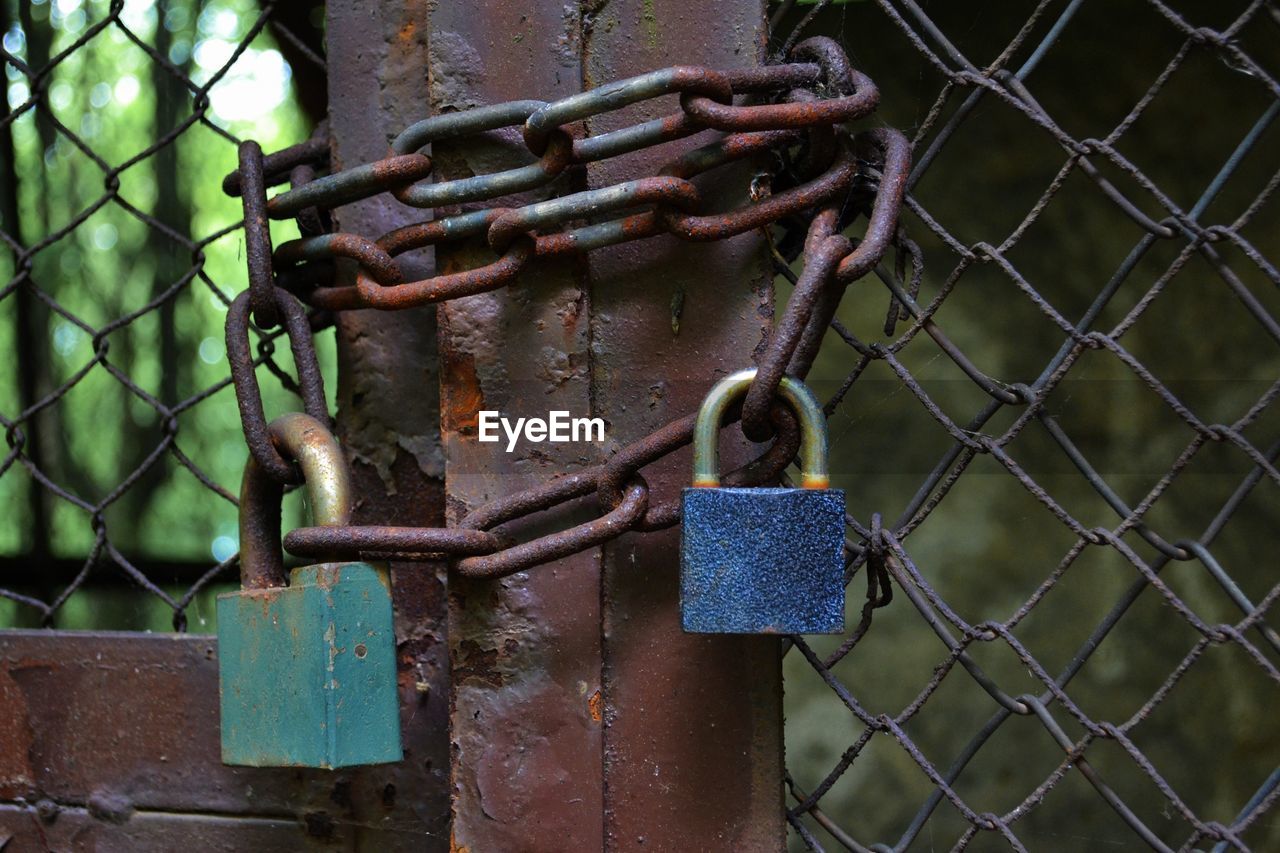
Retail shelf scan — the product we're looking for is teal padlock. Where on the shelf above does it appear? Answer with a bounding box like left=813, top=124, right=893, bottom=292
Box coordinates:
left=217, top=412, right=402, bottom=769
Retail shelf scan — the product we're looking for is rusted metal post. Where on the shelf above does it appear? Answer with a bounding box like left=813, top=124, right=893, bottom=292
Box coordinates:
left=423, top=2, right=784, bottom=849
left=326, top=1, right=453, bottom=847
left=584, top=5, right=784, bottom=847
left=425, top=5, right=602, bottom=848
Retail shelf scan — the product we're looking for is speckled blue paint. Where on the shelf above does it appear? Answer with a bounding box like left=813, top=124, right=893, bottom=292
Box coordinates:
left=681, top=487, right=846, bottom=634
left=217, top=562, right=402, bottom=769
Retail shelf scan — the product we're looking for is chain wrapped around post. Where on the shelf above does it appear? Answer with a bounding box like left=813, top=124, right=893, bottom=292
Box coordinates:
left=222, top=36, right=909, bottom=581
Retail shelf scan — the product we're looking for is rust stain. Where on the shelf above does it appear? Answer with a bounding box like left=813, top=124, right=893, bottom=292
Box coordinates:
left=558, top=289, right=584, bottom=335
left=314, top=564, right=341, bottom=590
left=0, top=663, right=36, bottom=798
left=440, top=348, right=485, bottom=433
left=453, top=639, right=503, bottom=687
left=588, top=689, right=603, bottom=723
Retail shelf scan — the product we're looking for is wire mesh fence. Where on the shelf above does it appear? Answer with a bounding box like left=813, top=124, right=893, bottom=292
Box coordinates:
left=1, top=0, right=1278, bottom=850
left=777, top=1, right=1279, bottom=850
left=0, top=0, right=326, bottom=630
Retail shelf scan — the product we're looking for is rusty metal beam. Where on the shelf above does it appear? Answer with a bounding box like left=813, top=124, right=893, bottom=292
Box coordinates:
left=583, top=2, right=784, bottom=848
left=423, top=5, right=603, bottom=849
left=0, top=804, right=336, bottom=851
left=326, top=2, right=452, bottom=848
left=0, top=631, right=427, bottom=847
left=418, top=1, right=784, bottom=848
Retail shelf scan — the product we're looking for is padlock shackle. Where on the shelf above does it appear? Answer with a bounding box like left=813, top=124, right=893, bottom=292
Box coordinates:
left=239, top=412, right=353, bottom=589
left=691, top=368, right=830, bottom=489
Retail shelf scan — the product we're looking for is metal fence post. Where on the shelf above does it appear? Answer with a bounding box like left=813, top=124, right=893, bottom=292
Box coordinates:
left=326, top=2, right=452, bottom=847
left=427, top=2, right=603, bottom=846
left=584, top=4, right=786, bottom=848
left=419, top=2, right=785, bottom=849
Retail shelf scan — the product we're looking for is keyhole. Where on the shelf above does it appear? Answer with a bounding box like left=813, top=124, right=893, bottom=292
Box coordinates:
left=354, top=644, right=368, bottom=659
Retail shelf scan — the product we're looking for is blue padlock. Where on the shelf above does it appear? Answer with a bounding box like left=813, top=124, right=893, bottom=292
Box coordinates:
left=680, top=369, right=845, bottom=634
left=217, top=412, right=402, bottom=769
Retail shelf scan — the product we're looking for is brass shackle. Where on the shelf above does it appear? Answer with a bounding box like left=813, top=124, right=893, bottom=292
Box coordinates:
left=690, top=368, right=830, bottom=489
left=238, top=412, right=353, bottom=589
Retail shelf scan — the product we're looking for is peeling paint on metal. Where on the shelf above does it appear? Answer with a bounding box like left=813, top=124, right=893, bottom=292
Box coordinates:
left=217, top=563, right=402, bottom=769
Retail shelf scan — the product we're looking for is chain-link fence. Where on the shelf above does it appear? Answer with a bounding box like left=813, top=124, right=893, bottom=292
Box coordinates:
left=0, top=0, right=325, bottom=630
left=777, top=1, right=1279, bottom=850
left=2, top=1, right=1278, bottom=850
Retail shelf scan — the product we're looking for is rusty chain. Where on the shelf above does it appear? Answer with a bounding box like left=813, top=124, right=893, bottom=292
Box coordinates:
left=222, top=36, right=909, bottom=579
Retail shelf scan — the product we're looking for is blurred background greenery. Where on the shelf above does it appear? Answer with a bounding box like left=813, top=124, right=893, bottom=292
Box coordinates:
left=0, top=0, right=1277, bottom=849
left=0, top=0, right=327, bottom=631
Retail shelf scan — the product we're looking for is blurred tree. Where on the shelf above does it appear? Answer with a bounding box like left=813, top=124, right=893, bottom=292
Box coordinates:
left=269, top=0, right=325, bottom=126
left=10, top=0, right=58, bottom=562
left=1, top=0, right=314, bottom=625
left=113, top=0, right=196, bottom=537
